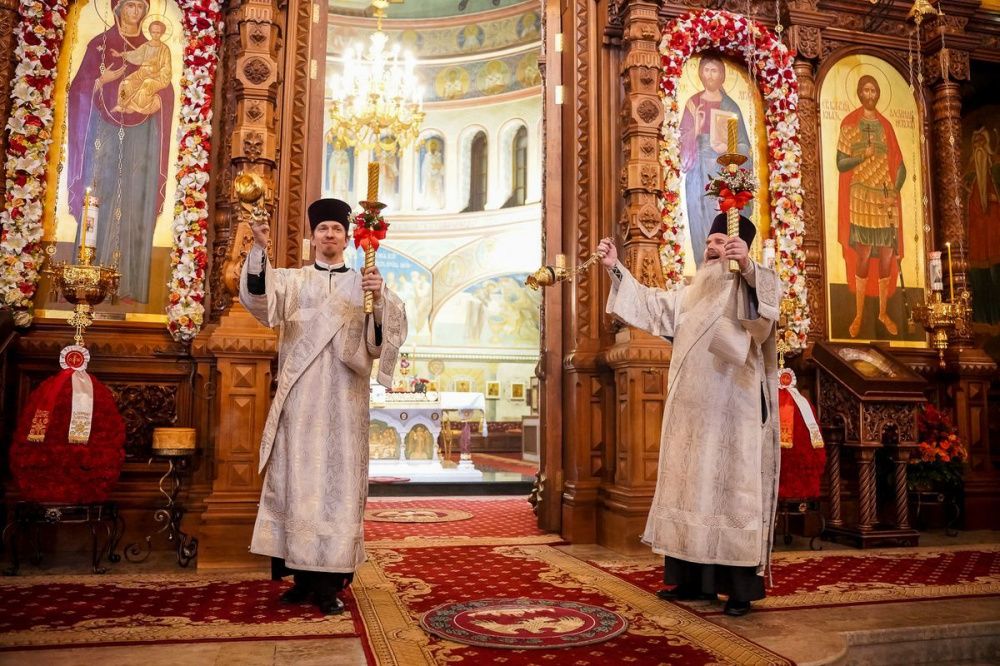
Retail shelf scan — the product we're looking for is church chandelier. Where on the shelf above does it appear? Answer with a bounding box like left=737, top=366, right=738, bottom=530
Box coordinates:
left=327, top=0, right=425, bottom=157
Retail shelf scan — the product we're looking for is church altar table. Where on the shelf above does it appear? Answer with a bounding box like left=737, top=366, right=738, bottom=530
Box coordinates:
left=368, top=392, right=484, bottom=482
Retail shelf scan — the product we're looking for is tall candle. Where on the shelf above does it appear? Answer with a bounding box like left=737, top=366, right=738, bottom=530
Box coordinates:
left=727, top=117, right=737, bottom=154
left=946, top=242, right=954, bottom=302
left=82, top=188, right=99, bottom=248
left=928, top=251, right=943, bottom=292
left=367, top=161, right=379, bottom=202
left=763, top=239, right=775, bottom=268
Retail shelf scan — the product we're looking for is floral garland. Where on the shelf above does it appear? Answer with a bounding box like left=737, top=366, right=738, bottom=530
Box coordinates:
left=166, top=0, right=222, bottom=342
left=0, top=0, right=221, bottom=342
left=0, top=0, right=68, bottom=324
left=658, top=10, right=809, bottom=352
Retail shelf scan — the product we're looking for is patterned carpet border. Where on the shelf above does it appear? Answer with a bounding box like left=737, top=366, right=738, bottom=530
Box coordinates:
left=353, top=544, right=791, bottom=666
left=0, top=572, right=359, bottom=650
left=588, top=544, right=1000, bottom=614
left=366, top=535, right=564, bottom=549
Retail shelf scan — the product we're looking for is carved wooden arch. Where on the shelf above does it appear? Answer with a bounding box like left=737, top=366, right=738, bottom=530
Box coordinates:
left=813, top=45, right=937, bottom=321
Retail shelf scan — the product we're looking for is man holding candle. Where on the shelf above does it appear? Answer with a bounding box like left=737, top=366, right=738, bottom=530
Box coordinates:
left=599, top=214, right=782, bottom=617
left=240, top=197, right=407, bottom=614
left=836, top=75, right=906, bottom=339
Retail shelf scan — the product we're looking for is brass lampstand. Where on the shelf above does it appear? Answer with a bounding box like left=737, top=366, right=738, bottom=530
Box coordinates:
left=43, top=190, right=120, bottom=346
left=909, top=245, right=973, bottom=367
left=910, top=290, right=972, bottom=367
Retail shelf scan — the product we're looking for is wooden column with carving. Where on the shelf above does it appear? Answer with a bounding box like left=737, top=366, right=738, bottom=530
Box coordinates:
left=786, top=2, right=827, bottom=346
left=558, top=0, right=606, bottom=544
left=195, top=0, right=283, bottom=570
left=923, top=18, right=999, bottom=528
left=599, top=0, right=671, bottom=554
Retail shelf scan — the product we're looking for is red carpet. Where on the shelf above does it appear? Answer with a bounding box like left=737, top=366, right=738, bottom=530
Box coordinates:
left=0, top=573, right=357, bottom=649
left=365, top=497, right=559, bottom=546
left=588, top=544, right=1000, bottom=613
left=443, top=452, right=538, bottom=476
left=354, top=544, right=791, bottom=665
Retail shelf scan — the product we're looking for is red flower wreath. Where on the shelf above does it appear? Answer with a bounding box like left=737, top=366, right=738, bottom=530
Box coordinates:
left=10, top=370, right=126, bottom=504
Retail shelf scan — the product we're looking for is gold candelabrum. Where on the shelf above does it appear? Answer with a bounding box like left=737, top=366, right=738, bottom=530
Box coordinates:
left=43, top=189, right=120, bottom=346
left=525, top=251, right=603, bottom=290
left=909, top=244, right=973, bottom=367
left=910, top=291, right=972, bottom=366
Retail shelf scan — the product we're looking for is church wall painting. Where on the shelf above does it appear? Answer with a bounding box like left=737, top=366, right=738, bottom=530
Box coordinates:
left=416, top=132, right=445, bottom=211
left=962, top=105, right=1000, bottom=325
left=819, top=54, right=927, bottom=346
left=38, top=0, right=186, bottom=322
left=676, top=54, right=770, bottom=277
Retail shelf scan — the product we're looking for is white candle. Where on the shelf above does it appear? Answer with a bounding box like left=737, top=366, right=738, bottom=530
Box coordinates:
left=928, top=251, right=943, bottom=292
left=82, top=189, right=99, bottom=248
left=763, top=239, right=776, bottom=268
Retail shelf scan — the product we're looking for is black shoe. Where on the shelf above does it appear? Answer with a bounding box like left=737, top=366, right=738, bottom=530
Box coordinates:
left=723, top=600, right=751, bottom=617
left=317, top=595, right=346, bottom=615
left=279, top=585, right=311, bottom=604
left=656, top=587, right=715, bottom=602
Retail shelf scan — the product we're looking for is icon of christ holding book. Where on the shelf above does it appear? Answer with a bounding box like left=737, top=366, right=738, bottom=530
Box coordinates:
left=679, top=55, right=754, bottom=268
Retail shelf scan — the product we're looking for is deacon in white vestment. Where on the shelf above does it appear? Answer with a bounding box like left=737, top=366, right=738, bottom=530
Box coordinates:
left=600, top=213, right=781, bottom=617
left=240, top=198, right=406, bottom=614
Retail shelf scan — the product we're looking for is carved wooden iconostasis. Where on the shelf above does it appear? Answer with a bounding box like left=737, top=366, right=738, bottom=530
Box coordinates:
left=1, top=0, right=999, bottom=569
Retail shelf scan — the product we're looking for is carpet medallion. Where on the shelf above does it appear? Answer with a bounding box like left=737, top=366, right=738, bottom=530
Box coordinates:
left=0, top=573, right=357, bottom=650
left=365, top=508, right=474, bottom=523
left=354, top=544, right=791, bottom=665
left=419, top=598, right=628, bottom=649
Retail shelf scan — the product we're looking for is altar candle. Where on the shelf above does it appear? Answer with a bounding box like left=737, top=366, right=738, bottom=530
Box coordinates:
left=928, top=251, right=943, bottom=292
left=727, top=117, right=737, bottom=153
left=367, top=161, right=379, bottom=202
left=82, top=188, right=99, bottom=248
left=946, top=242, right=954, bottom=302
left=763, top=239, right=776, bottom=268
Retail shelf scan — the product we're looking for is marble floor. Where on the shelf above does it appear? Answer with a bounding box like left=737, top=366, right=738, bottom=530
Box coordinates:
left=2, top=530, right=998, bottom=665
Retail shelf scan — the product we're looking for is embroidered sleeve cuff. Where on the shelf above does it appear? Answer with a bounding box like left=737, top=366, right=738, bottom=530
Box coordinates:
left=740, top=260, right=757, bottom=288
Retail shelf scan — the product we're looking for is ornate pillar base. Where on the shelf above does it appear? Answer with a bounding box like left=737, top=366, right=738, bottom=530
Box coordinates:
left=192, top=303, right=276, bottom=571
left=598, top=485, right=654, bottom=555
left=561, top=480, right=600, bottom=544
left=598, top=326, right=670, bottom=553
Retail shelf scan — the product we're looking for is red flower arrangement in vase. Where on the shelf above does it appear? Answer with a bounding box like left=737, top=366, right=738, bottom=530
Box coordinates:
left=910, top=404, right=967, bottom=492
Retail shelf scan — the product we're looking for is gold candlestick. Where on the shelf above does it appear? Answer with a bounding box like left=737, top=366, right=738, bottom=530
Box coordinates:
left=362, top=162, right=382, bottom=314
left=718, top=117, right=745, bottom=274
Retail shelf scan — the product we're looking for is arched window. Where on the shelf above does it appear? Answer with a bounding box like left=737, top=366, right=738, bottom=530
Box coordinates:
left=463, top=131, right=488, bottom=212
left=504, top=126, right=528, bottom=208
